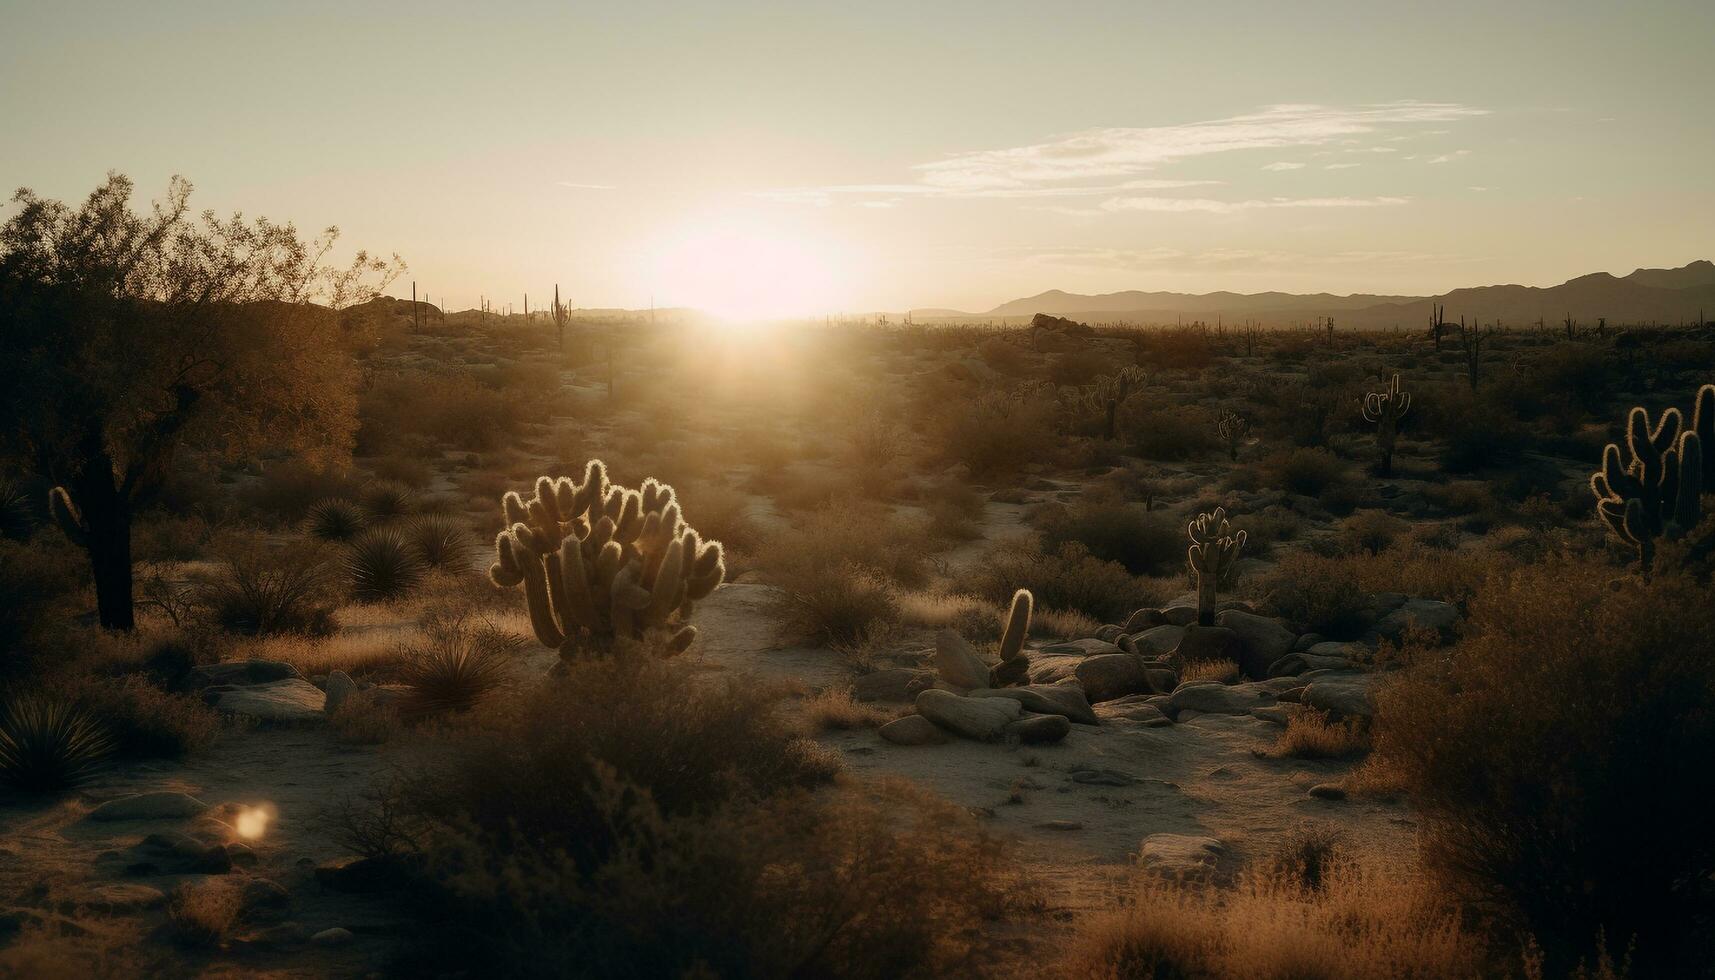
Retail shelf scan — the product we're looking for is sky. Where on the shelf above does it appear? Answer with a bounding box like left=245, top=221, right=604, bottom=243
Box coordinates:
left=2, top=0, right=1712, bottom=318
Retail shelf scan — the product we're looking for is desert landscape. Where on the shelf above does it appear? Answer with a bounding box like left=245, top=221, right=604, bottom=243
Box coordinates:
left=3, top=2, right=1714, bottom=978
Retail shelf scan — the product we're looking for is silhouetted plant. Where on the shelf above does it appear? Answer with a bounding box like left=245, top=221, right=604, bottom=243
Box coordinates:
left=362, top=480, right=417, bottom=522
left=305, top=498, right=368, bottom=541
left=1216, top=410, right=1250, bottom=461
left=397, top=616, right=517, bottom=716
left=1360, top=374, right=1411, bottom=476
left=1187, top=508, right=1246, bottom=627
left=1590, top=395, right=1703, bottom=575
left=0, top=480, right=32, bottom=540
left=406, top=514, right=474, bottom=570
left=0, top=696, right=114, bottom=793
left=346, top=528, right=428, bottom=602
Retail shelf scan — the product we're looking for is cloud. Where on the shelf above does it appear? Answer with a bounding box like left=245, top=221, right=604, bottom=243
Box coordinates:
left=1324, top=163, right=1362, bottom=170
left=1427, top=149, right=1472, bottom=164
left=556, top=181, right=616, bottom=190
left=1262, top=162, right=1306, bottom=171
left=1098, top=195, right=1410, bottom=215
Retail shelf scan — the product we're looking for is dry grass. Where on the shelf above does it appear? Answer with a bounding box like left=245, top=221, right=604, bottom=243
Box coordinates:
left=168, top=878, right=241, bottom=947
left=328, top=690, right=401, bottom=744
left=799, top=687, right=900, bottom=732
left=1265, top=708, right=1370, bottom=760
left=1182, top=659, right=1239, bottom=686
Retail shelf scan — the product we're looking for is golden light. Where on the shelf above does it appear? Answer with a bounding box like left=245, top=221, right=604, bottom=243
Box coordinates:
left=234, top=804, right=274, bottom=841
left=647, top=212, right=851, bottom=322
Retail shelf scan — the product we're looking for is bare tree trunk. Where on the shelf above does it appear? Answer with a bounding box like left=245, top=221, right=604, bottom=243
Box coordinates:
left=67, top=465, right=135, bottom=630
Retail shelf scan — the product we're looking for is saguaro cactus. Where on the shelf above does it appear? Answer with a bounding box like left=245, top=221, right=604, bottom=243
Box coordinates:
left=1216, top=410, right=1249, bottom=461
left=989, top=588, right=1034, bottom=687
left=1082, top=365, right=1147, bottom=440
left=488, top=460, right=725, bottom=659
left=1694, top=383, right=1715, bottom=485
left=1591, top=403, right=1703, bottom=575
left=1187, top=508, right=1246, bottom=627
left=1361, top=374, right=1412, bottom=476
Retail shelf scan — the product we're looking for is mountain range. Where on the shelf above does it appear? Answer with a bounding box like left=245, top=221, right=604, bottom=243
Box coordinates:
left=916, top=260, right=1715, bottom=328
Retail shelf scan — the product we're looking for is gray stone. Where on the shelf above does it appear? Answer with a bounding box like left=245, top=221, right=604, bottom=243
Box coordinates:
left=1005, top=713, right=1071, bottom=744
left=1303, top=675, right=1377, bottom=718
left=311, top=927, right=354, bottom=946
left=1308, top=640, right=1368, bottom=658
left=212, top=678, right=326, bottom=722
left=1168, top=681, right=1276, bottom=716
left=1174, top=625, right=1244, bottom=666
left=1074, top=653, right=1151, bottom=704
left=1096, top=699, right=1170, bottom=725
left=968, top=685, right=1097, bottom=725
left=1037, top=637, right=1123, bottom=657
left=88, top=791, right=209, bottom=822
left=915, top=688, right=1022, bottom=740
left=71, top=883, right=166, bottom=912
left=323, top=670, right=358, bottom=714
left=1250, top=705, right=1294, bottom=726
left=1266, top=652, right=1355, bottom=678
left=1293, top=632, right=1324, bottom=652
left=189, top=660, right=304, bottom=688
left=1161, top=605, right=1200, bottom=627
left=1213, top=610, right=1297, bottom=677
left=238, top=877, right=290, bottom=913
left=1132, top=624, right=1186, bottom=655
left=1139, top=834, right=1226, bottom=880
left=1025, top=652, right=1083, bottom=685
left=1120, top=608, right=1165, bottom=632
left=933, top=630, right=993, bottom=690
left=853, top=667, right=933, bottom=702
left=1371, top=598, right=1459, bottom=644
left=125, top=831, right=231, bottom=875
left=878, top=714, right=948, bottom=746
left=1094, top=624, right=1125, bottom=643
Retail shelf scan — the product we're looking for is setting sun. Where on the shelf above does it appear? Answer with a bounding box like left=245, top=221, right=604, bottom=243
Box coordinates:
left=646, top=214, right=853, bottom=322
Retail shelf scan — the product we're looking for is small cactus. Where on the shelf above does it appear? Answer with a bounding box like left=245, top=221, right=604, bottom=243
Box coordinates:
left=1216, top=410, right=1249, bottom=461
left=1361, top=374, right=1411, bottom=477
left=989, top=588, right=1033, bottom=687
left=1591, top=401, right=1703, bottom=575
left=1187, top=508, right=1246, bottom=627
left=48, top=486, right=87, bottom=546
left=489, top=461, right=725, bottom=659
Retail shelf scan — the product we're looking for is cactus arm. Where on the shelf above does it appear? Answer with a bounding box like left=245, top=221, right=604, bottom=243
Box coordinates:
left=998, top=589, right=1032, bottom=662
left=48, top=486, right=88, bottom=546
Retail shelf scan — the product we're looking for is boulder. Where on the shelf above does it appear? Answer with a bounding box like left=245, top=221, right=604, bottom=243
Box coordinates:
left=968, top=685, right=1098, bottom=725
left=189, top=660, right=304, bottom=688
left=878, top=715, right=948, bottom=746
left=1026, top=652, right=1083, bottom=685
left=1139, top=834, right=1226, bottom=880
left=1249, top=705, right=1293, bottom=726
left=1167, top=681, right=1276, bottom=717
left=1037, top=637, right=1123, bottom=657
left=1173, top=625, right=1244, bottom=665
left=934, top=630, right=993, bottom=690
left=1094, top=624, right=1125, bottom=644
left=853, top=667, right=934, bottom=703
left=1302, top=675, right=1376, bottom=718
left=1131, top=625, right=1185, bottom=656
left=210, top=678, right=326, bottom=722
left=1370, top=598, right=1458, bottom=644
left=323, top=670, right=358, bottom=714
left=915, top=688, right=1022, bottom=740
left=1213, top=610, right=1297, bottom=677
left=1161, top=605, right=1200, bottom=627
left=124, top=831, right=232, bottom=876
left=1293, top=632, right=1324, bottom=652
left=1006, top=713, right=1071, bottom=744
left=88, top=791, right=209, bottom=822
left=315, top=856, right=409, bottom=893
left=1121, top=607, right=1166, bottom=632
left=1096, top=699, right=1171, bottom=725
left=311, top=927, right=355, bottom=946
left=1307, top=640, right=1368, bottom=658
left=1074, top=653, right=1151, bottom=703
left=70, top=883, right=166, bottom=913
left=1266, top=652, right=1355, bottom=678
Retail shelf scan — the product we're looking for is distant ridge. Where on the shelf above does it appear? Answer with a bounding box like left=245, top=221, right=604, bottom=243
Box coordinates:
left=944, top=261, right=1715, bottom=327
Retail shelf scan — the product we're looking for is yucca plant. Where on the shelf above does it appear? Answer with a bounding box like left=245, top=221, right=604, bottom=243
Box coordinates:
left=305, top=498, right=368, bottom=541
left=406, top=514, right=474, bottom=570
left=397, top=617, right=518, bottom=716
left=345, top=528, right=428, bottom=602
left=362, top=481, right=417, bottom=523
left=0, top=481, right=34, bottom=541
left=0, top=696, right=114, bottom=793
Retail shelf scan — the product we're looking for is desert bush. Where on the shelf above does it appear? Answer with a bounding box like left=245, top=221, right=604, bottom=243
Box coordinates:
left=361, top=479, right=417, bottom=522
left=405, top=513, right=474, bottom=570
left=977, top=336, right=1032, bottom=374
left=1183, top=659, right=1239, bottom=685
left=304, top=497, right=368, bottom=541
left=1120, top=402, right=1218, bottom=460
left=1375, top=558, right=1715, bottom=975
left=0, top=479, right=35, bottom=539
left=50, top=674, right=217, bottom=759
left=1047, top=349, right=1113, bottom=386
left=0, top=695, right=113, bottom=794
left=759, top=500, right=931, bottom=588
left=961, top=538, right=1150, bottom=623
left=344, top=528, right=428, bottom=603
left=677, top=480, right=761, bottom=555
left=1266, top=708, right=1369, bottom=760
left=131, top=512, right=222, bottom=562
left=167, top=878, right=241, bottom=947
left=328, top=690, right=401, bottom=745
left=237, top=459, right=360, bottom=524
left=1265, top=447, right=1349, bottom=497
left=1259, top=551, right=1371, bottom=638
left=198, top=541, right=337, bottom=636
left=776, top=562, right=900, bottom=647
left=1334, top=509, right=1409, bottom=556
left=800, top=686, right=896, bottom=732
left=395, top=614, right=519, bottom=717
left=0, top=538, right=86, bottom=676
left=358, top=369, right=522, bottom=451
left=1039, top=502, right=1182, bottom=576
left=936, top=389, right=1058, bottom=476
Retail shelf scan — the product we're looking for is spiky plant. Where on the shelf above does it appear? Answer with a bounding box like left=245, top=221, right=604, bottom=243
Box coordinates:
left=305, top=498, right=368, bottom=541
left=361, top=481, right=417, bottom=523
left=1216, top=410, right=1250, bottom=461
left=1695, top=383, right=1715, bottom=486
left=345, top=528, right=429, bottom=602
left=1591, top=401, right=1703, bottom=575
left=1187, top=508, right=1246, bottom=627
left=0, top=697, right=114, bottom=793
left=1360, top=374, right=1412, bottom=477
left=489, top=460, right=726, bottom=660
left=988, top=588, right=1034, bottom=687
left=397, top=619, right=517, bottom=716
left=1064, top=365, right=1146, bottom=439
left=0, top=481, right=33, bottom=541
left=407, top=514, right=474, bottom=570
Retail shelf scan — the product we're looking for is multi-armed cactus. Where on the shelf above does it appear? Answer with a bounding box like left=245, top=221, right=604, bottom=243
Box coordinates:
left=1187, top=508, right=1246, bottom=627
left=1591, top=402, right=1703, bottom=575
left=1215, top=410, right=1250, bottom=461
left=1361, top=374, right=1412, bottom=476
left=488, top=460, right=725, bottom=659
left=1696, top=384, right=1715, bottom=486
left=988, top=588, right=1034, bottom=687
left=1079, top=365, right=1147, bottom=440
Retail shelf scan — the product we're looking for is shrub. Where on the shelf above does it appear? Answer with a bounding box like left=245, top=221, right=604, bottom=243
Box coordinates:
left=361, top=480, right=417, bottom=522
left=1266, top=709, right=1369, bottom=760
left=1375, top=558, right=1715, bottom=975
left=1120, top=403, right=1218, bottom=460
left=51, top=674, right=217, bottom=759
left=304, top=497, right=368, bottom=541
left=936, top=390, right=1058, bottom=477
left=405, top=514, right=474, bottom=571
left=759, top=500, right=931, bottom=588
left=977, top=336, right=1032, bottom=374
left=0, top=479, right=34, bottom=540
left=1266, top=447, right=1349, bottom=497
left=1259, top=552, right=1371, bottom=638
left=800, top=687, right=896, bottom=732
left=237, top=459, right=359, bottom=524
left=1039, top=503, right=1181, bottom=576
left=198, top=541, right=337, bottom=636
left=961, top=539, right=1150, bottom=623
left=395, top=616, right=517, bottom=717
left=167, top=879, right=241, bottom=947
left=1334, top=509, right=1408, bottom=556
left=0, top=696, right=113, bottom=794
left=0, top=538, right=85, bottom=676
left=776, top=562, right=900, bottom=647
left=345, top=528, right=428, bottom=603
left=1183, top=659, right=1238, bottom=685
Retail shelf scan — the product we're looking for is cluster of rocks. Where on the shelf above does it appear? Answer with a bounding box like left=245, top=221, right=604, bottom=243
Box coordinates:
left=867, top=593, right=1457, bottom=745
left=190, top=660, right=401, bottom=724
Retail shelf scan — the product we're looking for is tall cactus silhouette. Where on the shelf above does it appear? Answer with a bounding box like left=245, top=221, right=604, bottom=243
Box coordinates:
left=1216, top=410, right=1249, bottom=461
left=1694, top=383, right=1715, bottom=486
left=488, top=460, right=725, bottom=659
left=1361, top=374, right=1412, bottom=476
left=1187, top=508, right=1246, bottom=627
left=1068, top=365, right=1146, bottom=439
left=1591, top=402, right=1703, bottom=575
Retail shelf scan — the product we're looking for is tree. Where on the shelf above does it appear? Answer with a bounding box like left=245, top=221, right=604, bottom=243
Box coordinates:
left=0, top=172, right=401, bottom=628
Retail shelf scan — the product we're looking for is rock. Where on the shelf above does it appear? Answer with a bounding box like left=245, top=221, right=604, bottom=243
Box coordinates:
left=1250, top=705, right=1294, bottom=726
left=1308, top=640, right=1367, bottom=658
left=1121, top=608, right=1165, bottom=632
left=323, top=670, right=358, bottom=714
left=1025, top=652, right=1083, bottom=685
left=1309, top=783, right=1348, bottom=801
left=315, top=856, right=408, bottom=894
left=1005, top=713, right=1071, bottom=744
left=915, top=688, right=1022, bottom=740
left=72, top=883, right=166, bottom=913
left=1139, top=834, right=1226, bottom=880
left=1132, top=625, right=1185, bottom=656
left=933, top=630, right=993, bottom=690
left=88, top=791, right=209, bottom=822
left=878, top=715, right=948, bottom=746
left=189, top=660, right=304, bottom=688
left=1370, top=598, right=1458, bottom=644
left=126, top=831, right=232, bottom=875
left=225, top=842, right=257, bottom=866
left=1094, top=624, right=1124, bottom=644
left=1142, top=667, right=1180, bottom=694
left=1293, top=632, right=1324, bottom=652
left=1303, top=675, right=1376, bottom=718
left=211, top=678, right=327, bottom=722
left=1266, top=652, right=1355, bottom=678
left=1177, top=708, right=1205, bottom=721
left=1037, top=637, right=1122, bottom=657
left=1174, top=625, right=1244, bottom=665
left=238, top=877, right=290, bottom=913
left=853, top=667, right=933, bottom=702
left=1168, top=681, right=1276, bottom=717
left=1075, top=653, right=1152, bottom=703
left=234, top=922, right=309, bottom=950
left=1096, top=700, right=1170, bottom=725
left=311, top=927, right=354, bottom=946
left=1161, top=605, right=1200, bottom=627
left=1213, top=610, right=1297, bottom=677
left=968, top=685, right=1098, bottom=725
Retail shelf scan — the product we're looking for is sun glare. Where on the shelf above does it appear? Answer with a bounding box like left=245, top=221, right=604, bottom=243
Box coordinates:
left=648, top=215, right=849, bottom=322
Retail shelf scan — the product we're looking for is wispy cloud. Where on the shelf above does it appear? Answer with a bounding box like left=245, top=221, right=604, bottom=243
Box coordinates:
left=1262, top=162, right=1306, bottom=171
left=1427, top=149, right=1472, bottom=164
left=1098, top=195, right=1411, bottom=215
left=1324, top=163, right=1362, bottom=170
